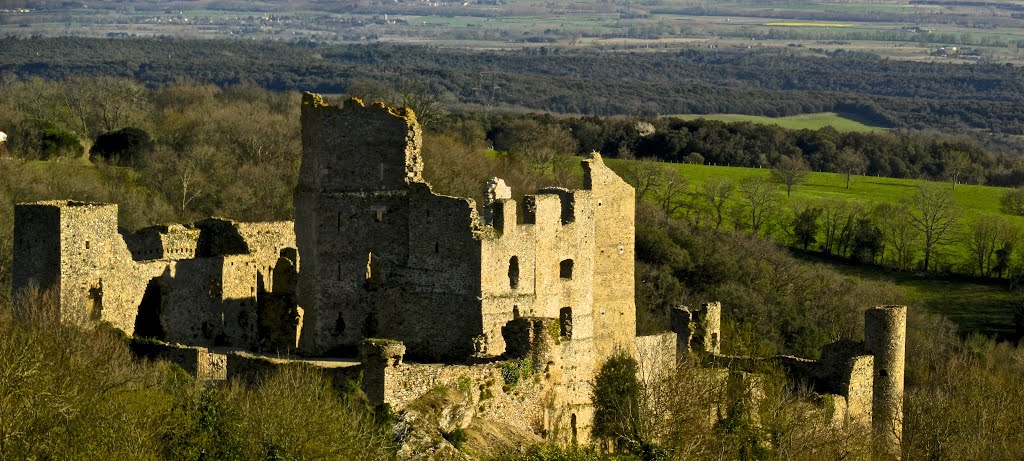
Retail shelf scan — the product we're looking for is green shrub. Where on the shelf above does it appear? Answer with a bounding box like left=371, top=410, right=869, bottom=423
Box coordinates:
left=501, top=357, right=533, bottom=388
left=222, top=364, right=395, bottom=460
left=0, top=290, right=183, bottom=460
left=26, top=118, right=83, bottom=159
left=92, top=126, right=153, bottom=166
left=591, top=351, right=643, bottom=448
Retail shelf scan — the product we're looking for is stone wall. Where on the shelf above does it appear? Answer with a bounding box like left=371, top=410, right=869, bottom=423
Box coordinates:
left=663, top=299, right=906, bottom=442
left=635, top=332, right=677, bottom=386
left=12, top=201, right=297, bottom=351
left=296, top=95, right=485, bottom=360
left=130, top=341, right=228, bottom=380
left=585, top=154, right=636, bottom=362
left=294, top=94, right=637, bottom=371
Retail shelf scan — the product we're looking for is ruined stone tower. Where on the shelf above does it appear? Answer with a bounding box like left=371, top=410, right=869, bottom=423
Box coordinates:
left=295, top=94, right=486, bottom=359
left=13, top=200, right=298, bottom=350
left=13, top=201, right=123, bottom=324
left=294, top=93, right=636, bottom=364
left=864, top=305, right=907, bottom=457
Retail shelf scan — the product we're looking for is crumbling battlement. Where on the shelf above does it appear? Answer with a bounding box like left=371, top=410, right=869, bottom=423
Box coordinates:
left=290, top=94, right=635, bottom=444
left=670, top=303, right=905, bottom=452
left=294, top=93, right=634, bottom=370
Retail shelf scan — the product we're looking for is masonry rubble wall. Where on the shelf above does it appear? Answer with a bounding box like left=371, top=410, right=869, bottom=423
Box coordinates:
left=12, top=201, right=298, bottom=351
left=635, top=332, right=677, bottom=386
left=294, top=92, right=636, bottom=374
left=295, top=95, right=485, bottom=360
left=130, top=341, right=228, bottom=380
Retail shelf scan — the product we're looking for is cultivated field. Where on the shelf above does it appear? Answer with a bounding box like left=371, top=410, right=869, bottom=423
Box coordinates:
left=5, top=0, right=1024, bottom=63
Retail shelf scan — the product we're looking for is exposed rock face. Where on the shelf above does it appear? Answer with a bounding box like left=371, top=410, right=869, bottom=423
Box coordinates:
left=392, top=386, right=541, bottom=461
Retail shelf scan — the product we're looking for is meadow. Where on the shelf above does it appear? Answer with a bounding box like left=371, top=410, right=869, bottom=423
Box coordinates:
left=799, top=252, right=1019, bottom=339
left=666, top=113, right=887, bottom=133
left=647, top=161, right=1024, bottom=261
left=606, top=159, right=1023, bottom=338
left=652, top=162, right=1012, bottom=219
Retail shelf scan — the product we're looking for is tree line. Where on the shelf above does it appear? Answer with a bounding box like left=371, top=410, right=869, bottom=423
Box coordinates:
left=619, top=156, right=1024, bottom=283
left=471, top=112, right=1024, bottom=187
left=7, top=37, right=1024, bottom=142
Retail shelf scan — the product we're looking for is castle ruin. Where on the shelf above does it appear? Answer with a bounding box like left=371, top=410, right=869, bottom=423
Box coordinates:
left=11, top=94, right=905, bottom=456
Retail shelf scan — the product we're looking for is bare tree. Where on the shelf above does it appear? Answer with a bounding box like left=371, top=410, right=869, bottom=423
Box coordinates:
left=739, top=176, right=779, bottom=236
left=700, top=178, right=734, bottom=231
left=942, top=150, right=971, bottom=190
left=623, top=157, right=667, bottom=203
left=907, top=184, right=959, bottom=271
left=142, top=145, right=225, bottom=218
left=770, top=156, right=810, bottom=197
left=61, top=76, right=150, bottom=138
left=493, top=119, right=577, bottom=185
left=658, top=169, right=690, bottom=218
left=966, top=215, right=1016, bottom=277
left=395, top=79, right=447, bottom=130
left=874, top=203, right=921, bottom=270
left=346, top=78, right=446, bottom=130
left=820, top=199, right=848, bottom=255
left=837, top=148, right=868, bottom=190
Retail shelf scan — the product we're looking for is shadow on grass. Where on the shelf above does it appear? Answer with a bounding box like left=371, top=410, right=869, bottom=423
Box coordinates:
left=790, top=248, right=1019, bottom=341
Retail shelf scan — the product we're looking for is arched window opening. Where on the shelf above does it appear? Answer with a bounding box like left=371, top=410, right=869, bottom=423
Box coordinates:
left=362, top=312, right=379, bottom=338
left=508, top=256, right=520, bottom=289
left=88, top=279, right=103, bottom=321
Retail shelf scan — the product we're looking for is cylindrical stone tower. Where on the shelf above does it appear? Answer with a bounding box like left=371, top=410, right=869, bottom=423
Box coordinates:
left=864, top=305, right=907, bottom=458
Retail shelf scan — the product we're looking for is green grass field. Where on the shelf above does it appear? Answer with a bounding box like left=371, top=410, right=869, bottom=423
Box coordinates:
left=610, top=161, right=1012, bottom=223
left=666, top=113, right=887, bottom=133
left=796, top=252, right=1019, bottom=339
left=606, top=159, right=1023, bottom=337
left=632, top=162, right=1024, bottom=261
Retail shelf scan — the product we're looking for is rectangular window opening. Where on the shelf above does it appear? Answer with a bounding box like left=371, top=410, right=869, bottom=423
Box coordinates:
left=560, top=259, right=574, bottom=279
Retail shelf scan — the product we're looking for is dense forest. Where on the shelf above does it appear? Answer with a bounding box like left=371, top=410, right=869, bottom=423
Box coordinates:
left=471, top=113, right=1020, bottom=186
left=5, top=37, right=1024, bottom=143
